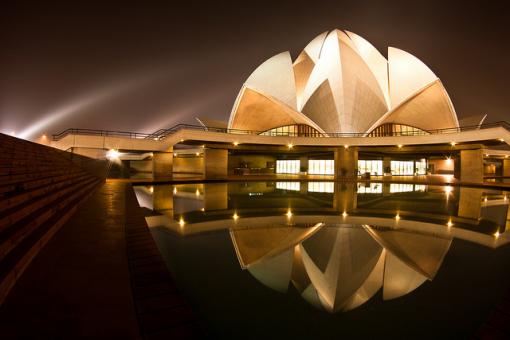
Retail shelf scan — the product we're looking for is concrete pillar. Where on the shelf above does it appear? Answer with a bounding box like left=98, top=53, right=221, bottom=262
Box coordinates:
left=204, top=183, right=228, bottom=210
left=299, top=156, right=309, bottom=173
left=383, top=156, right=391, bottom=175
left=458, top=187, right=482, bottom=219
left=333, top=182, right=357, bottom=213
left=453, top=155, right=461, bottom=179
left=503, top=159, right=510, bottom=177
left=382, top=182, right=391, bottom=196
left=204, top=148, right=228, bottom=179
left=334, top=147, right=358, bottom=179
left=121, top=160, right=130, bottom=178
left=460, top=149, right=483, bottom=183
left=153, top=184, right=173, bottom=212
left=152, top=150, right=173, bottom=179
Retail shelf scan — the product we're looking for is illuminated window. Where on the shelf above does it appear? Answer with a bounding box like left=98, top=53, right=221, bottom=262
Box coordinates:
left=358, top=160, right=383, bottom=175
left=308, top=160, right=334, bottom=175
left=260, top=124, right=323, bottom=137
left=390, top=183, right=414, bottom=193
left=391, top=161, right=415, bottom=175
left=368, top=123, right=429, bottom=137
left=276, top=160, right=300, bottom=174
left=357, top=183, right=383, bottom=193
left=308, top=182, right=334, bottom=193
left=415, top=159, right=427, bottom=175
left=390, top=183, right=427, bottom=193
left=276, top=182, right=300, bottom=191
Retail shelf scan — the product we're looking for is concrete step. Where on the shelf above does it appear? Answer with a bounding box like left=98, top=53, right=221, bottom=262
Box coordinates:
left=0, top=174, right=94, bottom=233
left=0, top=169, right=85, bottom=197
left=0, top=178, right=102, bottom=305
left=0, top=177, right=101, bottom=261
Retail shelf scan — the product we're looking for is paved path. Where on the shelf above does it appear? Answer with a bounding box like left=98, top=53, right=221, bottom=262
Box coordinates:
left=0, top=182, right=202, bottom=338
left=0, top=182, right=140, bottom=338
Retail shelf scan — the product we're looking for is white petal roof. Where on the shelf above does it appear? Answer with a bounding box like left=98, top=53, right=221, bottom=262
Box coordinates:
left=228, top=29, right=459, bottom=134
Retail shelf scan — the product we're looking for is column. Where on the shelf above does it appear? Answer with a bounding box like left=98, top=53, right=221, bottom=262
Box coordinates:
left=152, top=149, right=173, bottom=179
left=204, top=148, right=228, bottom=179
left=204, top=183, right=228, bottom=210
left=299, top=155, right=309, bottom=174
left=458, top=187, right=482, bottom=219
left=333, top=182, right=357, bottom=213
left=153, top=184, right=173, bottom=212
left=383, top=156, right=391, bottom=176
left=121, top=160, right=130, bottom=179
left=503, top=159, right=510, bottom=177
left=334, top=147, right=358, bottom=179
left=460, top=149, right=483, bottom=183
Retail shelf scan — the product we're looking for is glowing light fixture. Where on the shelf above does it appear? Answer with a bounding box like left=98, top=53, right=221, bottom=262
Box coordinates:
left=446, top=157, right=453, bottom=164
left=286, top=209, right=293, bottom=218
left=450, top=141, right=456, bottom=146
left=233, top=141, right=239, bottom=146
left=173, top=187, right=178, bottom=194
left=499, top=138, right=505, bottom=142
left=344, top=144, right=349, bottom=149
left=149, top=186, right=154, bottom=193
left=288, top=143, right=293, bottom=149
left=179, top=218, right=185, bottom=227
left=342, top=211, right=348, bottom=217
left=446, top=219, right=453, bottom=227
left=397, top=144, right=403, bottom=149
left=233, top=212, right=239, bottom=220
left=395, top=213, right=401, bottom=220
left=494, top=231, right=500, bottom=238
left=195, top=152, right=200, bottom=156
left=106, top=149, right=120, bottom=160
left=195, top=189, right=200, bottom=196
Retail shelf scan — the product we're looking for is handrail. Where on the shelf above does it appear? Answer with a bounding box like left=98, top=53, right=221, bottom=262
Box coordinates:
left=52, top=121, right=510, bottom=141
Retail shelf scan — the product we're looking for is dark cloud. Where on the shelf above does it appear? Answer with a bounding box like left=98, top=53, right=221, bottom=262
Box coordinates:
left=1, top=0, right=509, bottom=139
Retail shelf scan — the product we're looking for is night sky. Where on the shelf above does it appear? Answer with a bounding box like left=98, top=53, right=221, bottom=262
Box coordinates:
left=1, top=1, right=509, bottom=140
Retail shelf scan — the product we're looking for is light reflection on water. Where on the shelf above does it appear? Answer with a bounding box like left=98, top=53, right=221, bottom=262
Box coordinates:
left=134, top=181, right=510, bottom=338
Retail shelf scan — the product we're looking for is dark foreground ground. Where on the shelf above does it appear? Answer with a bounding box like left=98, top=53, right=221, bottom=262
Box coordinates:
left=0, top=182, right=202, bottom=339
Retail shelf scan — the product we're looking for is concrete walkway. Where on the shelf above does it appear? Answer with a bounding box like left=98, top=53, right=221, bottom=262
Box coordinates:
left=0, top=181, right=202, bottom=338
left=0, top=182, right=140, bottom=338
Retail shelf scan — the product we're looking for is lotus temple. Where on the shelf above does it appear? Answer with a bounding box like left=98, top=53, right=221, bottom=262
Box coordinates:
left=1, top=29, right=510, bottom=338
left=49, top=29, right=510, bottom=183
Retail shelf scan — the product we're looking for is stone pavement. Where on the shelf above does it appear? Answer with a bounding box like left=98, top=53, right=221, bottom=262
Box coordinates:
left=0, top=181, right=202, bottom=338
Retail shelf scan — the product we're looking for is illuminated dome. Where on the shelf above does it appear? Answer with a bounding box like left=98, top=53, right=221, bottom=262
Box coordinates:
left=228, top=29, right=459, bottom=135
left=231, top=224, right=452, bottom=313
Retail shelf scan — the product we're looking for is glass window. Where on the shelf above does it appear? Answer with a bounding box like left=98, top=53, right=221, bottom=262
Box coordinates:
left=358, top=160, right=383, bottom=175
left=308, top=181, right=334, bottom=193
left=357, top=183, right=383, bottom=193
left=276, top=181, right=300, bottom=191
left=276, top=160, right=300, bottom=174
left=391, top=161, right=414, bottom=175
left=308, top=160, right=334, bottom=175
left=415, top=159, right=427, bottom=175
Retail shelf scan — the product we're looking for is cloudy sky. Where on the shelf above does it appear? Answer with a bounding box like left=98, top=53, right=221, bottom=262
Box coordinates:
left=1, top=0, right=509, bottom=139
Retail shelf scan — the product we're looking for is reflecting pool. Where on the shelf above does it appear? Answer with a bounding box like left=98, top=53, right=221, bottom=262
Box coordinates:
left=134, top=181, right=510, bottom=338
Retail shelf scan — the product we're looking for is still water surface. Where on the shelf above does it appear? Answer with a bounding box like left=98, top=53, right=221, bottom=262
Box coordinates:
left=134, top=181, right=510, bottom=338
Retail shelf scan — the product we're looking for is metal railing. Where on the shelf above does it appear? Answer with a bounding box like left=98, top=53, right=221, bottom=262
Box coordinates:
left=52, top=121, right=510, bottom=141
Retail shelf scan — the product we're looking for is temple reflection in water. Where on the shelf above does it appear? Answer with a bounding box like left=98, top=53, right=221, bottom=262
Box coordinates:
left=135, top=181, right=510, bottom=313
